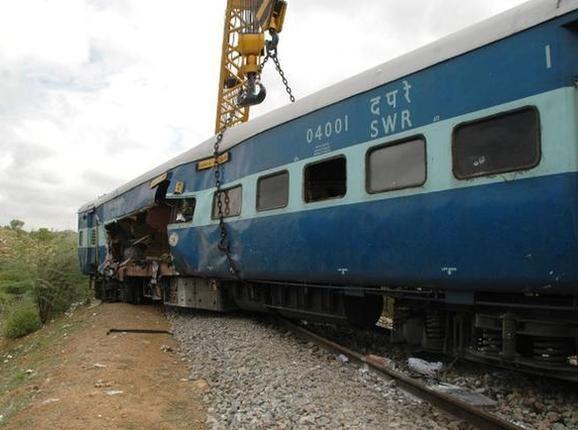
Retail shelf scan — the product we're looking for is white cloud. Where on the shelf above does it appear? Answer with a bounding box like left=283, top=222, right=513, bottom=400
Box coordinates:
left=0, top=0, right=528, bottom=230
left=0, top=154, right=13, bottom=172
left=0, top=0, right=88, bottom=65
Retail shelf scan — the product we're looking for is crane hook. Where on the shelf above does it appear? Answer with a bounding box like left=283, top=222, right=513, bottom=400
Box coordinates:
left=237, top=73, right=267, bottom=107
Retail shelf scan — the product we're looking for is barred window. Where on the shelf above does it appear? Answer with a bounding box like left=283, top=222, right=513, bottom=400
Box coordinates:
left=367, top=137, right=426, bottom=193
left=452, top=108, right=540, bottom=179
left=212, top=185, right=242, bottom=219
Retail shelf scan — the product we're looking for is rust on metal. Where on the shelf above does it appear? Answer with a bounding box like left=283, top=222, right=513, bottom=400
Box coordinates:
left=117, top=261, right=175, bottom=281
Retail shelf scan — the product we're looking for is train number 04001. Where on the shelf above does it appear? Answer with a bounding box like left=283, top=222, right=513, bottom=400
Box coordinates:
left=306, top=115, right=349, bottom=143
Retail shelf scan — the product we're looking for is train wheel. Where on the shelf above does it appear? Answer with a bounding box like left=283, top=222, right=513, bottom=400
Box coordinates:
left=120, top=280, right=145, bottom=304
left=132, top=280, right=145, bottom=304
left=119, top=282, right=131, bottom=303
left=94, top=279, right=103, bottom=300
left=344, top=294, right=384, bottom=328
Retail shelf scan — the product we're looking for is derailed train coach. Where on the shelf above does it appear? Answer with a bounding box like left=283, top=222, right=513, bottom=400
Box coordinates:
left=79, top=0, right=578, bottom=380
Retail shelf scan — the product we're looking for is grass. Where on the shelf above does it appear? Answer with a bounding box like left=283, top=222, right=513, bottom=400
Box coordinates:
left=0, top=308, right=86, bottom=426
left=3, top=306, right=42, bottom=339
left=0, top=222, right=91, bottom=424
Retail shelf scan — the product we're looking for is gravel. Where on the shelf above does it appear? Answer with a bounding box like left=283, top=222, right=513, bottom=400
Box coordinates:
left=304, top=323, right=578, bottom=430
left=169, top=311, right=462, bottom=429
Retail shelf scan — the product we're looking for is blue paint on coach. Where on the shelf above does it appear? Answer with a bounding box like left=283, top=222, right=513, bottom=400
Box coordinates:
left=78, top=211, right=93, bottom=273
left=78, top=205, right=107, bottom=274
left=168, top=12, right=578, bottom=194
left=168, top=172, right=578, bottom=292
left=78, top=7, right=578, bottom=289
left=101, top=181, right=157, bottom=222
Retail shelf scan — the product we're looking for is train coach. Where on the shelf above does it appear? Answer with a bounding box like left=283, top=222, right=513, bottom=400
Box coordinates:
left=79, top=0, right=578, bottom=380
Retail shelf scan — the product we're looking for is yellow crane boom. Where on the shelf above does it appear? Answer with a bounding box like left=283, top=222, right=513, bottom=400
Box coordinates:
left=215, top=0, right=287, bottom=134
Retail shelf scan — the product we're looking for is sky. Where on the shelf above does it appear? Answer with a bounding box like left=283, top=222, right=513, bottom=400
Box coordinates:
left=0, top=0, right=529, bottom=230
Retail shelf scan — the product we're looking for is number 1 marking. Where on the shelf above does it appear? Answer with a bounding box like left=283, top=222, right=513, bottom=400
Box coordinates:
left=545, top=45, right=552, bottom=69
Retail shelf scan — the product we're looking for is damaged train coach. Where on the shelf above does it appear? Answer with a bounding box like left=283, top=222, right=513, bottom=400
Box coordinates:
left=79, top=0, right=578, bottom=380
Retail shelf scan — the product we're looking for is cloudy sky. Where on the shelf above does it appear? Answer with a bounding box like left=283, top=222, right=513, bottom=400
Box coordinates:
left=0, top=0, right=528, bottom=230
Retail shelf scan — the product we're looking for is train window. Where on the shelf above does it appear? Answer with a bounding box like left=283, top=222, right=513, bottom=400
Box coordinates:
left=257, top=171, right=289, bottom=211
left=212, top=185, right=242, bottom=219
left=171, top=198, right=196, bottom=224
left=304, top=156, right=346, bottom=203
left=367, top=137, right=426, bottom=193
left=78, top=231, right=83, bottom=247
left=452, top=107, right=540, bottom=179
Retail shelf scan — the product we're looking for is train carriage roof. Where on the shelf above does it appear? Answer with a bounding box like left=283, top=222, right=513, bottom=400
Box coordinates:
left=78, top=0, right=578, bottom=214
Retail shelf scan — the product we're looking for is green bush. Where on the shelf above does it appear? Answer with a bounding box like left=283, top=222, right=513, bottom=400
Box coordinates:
left=0, top=291, right=9, bottom=314
left=34, top=269, right=77, bottom=324
left=1, top=280, right=34, bottom=296
left=1, top=223, right=89, bottom=325
left=3, top=306, right=42, bottom=339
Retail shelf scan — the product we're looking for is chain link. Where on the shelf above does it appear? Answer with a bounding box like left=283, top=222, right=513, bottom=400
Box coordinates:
left=213, top=37, right=295, bottom=280
left=265, top=47, right=295, bottom=103
left=213, top=119, right=242, bottom=279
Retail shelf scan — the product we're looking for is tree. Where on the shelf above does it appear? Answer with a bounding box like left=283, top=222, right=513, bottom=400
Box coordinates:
left=1, top=222, right=89, bottom=328
left=32, top=228, right=53, bottom=242
left=9, top=219, right=25, bottom=231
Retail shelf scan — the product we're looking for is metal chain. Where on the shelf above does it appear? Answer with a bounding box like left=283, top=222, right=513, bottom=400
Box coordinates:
left=266, top=47, right=296, bottom=103
left=213, top=37, right=295, bottom=280
left=260, top=52, right=270, bottom=72
left=262, top=32, right=295, bottom=104
left=213, top=119, right=242, bottom=280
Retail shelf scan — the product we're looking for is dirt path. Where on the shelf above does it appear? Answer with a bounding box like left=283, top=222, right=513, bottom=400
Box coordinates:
left=0, top=303, right=206, bottom=430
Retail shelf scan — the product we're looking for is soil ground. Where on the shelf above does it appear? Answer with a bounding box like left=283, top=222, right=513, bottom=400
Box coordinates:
left=0, top=302, right=206, bottom=429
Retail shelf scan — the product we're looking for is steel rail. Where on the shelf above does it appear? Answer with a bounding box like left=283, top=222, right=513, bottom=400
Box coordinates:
left=277, top=317, right=523, bottom=430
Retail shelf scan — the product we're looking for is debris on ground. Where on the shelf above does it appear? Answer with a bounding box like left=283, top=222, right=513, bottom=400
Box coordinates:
left=170, top=311, right=456, bottom=429
left=94, top=380, right=113, bottom=388
left=433, top=383, right=497, bottom=408
left=303, top=322, right=578, bottom=430
left=161, top=344, right=174, bottom=353
left=407, top=357, right=443, bottom=378
left=367, top=354, right=395, bottom=369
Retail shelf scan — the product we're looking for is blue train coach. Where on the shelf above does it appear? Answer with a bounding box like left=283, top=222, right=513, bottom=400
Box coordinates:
left=79, top=0, right=578, bottom=379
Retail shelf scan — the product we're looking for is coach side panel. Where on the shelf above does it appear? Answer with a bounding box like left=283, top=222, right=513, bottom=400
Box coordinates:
left=163, top=11, right=578, bottom=293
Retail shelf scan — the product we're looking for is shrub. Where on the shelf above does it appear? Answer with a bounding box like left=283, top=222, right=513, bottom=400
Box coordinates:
left=33, top=269, right=76, bottom=324
left=3, top=306, right=42, bottom=339
left=1, top=280, right=34, bottom=296
left=32, top=234, right=89, bottom=323
left=1, top=225, right=89, bottom=325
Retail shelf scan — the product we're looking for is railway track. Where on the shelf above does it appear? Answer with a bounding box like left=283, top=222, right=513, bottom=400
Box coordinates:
left=277, top=317, right=523, bottom=430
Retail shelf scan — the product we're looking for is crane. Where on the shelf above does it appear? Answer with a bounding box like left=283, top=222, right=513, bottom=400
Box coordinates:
left=215, top=0, right=288, bottom=134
